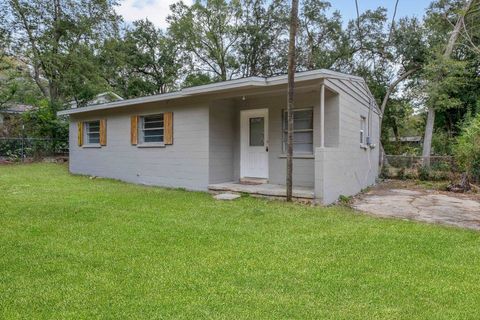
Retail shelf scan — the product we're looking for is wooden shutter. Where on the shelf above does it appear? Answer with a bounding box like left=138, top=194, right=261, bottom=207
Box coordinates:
left=164, top=112, right=173, bottom=145
left=131, top=116, right=138, bottom=145
left=77, top=121, right=83, bottom=146
left=99, top=119, right=107, bottom=146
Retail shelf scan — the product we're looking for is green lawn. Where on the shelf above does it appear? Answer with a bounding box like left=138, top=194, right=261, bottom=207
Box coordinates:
left=1, top=164, right=479, bottom=319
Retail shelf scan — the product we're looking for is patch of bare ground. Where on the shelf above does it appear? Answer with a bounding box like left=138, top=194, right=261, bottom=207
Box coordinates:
left=353, top=180, right=480, bottom=230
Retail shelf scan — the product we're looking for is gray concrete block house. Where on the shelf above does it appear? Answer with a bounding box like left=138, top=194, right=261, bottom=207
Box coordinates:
left=58, top=69, right=381, bottom=204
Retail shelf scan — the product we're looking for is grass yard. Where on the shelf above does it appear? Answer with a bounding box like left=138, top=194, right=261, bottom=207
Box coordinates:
left=1, top=164, right=480, bottom=319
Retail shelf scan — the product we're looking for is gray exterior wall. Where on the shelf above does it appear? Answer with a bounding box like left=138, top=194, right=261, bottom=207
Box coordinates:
left=69, top=99, right=211, bottom=190
left=69, top=90, right=320, bottom=190
left=324, top=93, right=340, bottom=147
left=209, top=100, right=235, bottom=184
left=206, top=90, right=321, bottom=188
left=66, top=77, right=380, bottom=202
left=315, top=78, right=380, bottom=204
left=231, top=91, right=319, bottom=188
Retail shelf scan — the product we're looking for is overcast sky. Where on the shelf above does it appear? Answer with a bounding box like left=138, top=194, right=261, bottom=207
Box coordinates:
left=116, top=0, right=192, bottom=29
left=116, top=0, right=433, bottom=29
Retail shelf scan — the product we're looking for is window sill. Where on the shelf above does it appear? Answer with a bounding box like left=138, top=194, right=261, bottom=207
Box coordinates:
left=278, top=154, right=314, bottom=159
left=83, top=144, right=101, bottom=148
left=137, top=143, right=165, bottom=148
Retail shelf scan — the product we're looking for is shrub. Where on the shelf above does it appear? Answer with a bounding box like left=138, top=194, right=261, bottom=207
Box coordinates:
left=453, top=114, right=480, bottom=183
left=429, top=170, right=449, bottom=181
left=430, top=160, right=451, bottom=172
left=418, top=166, right=430, bottom=181
left=431, top=131, right=455, bottom=155
left=404, top=169, right=418, bottom=180
left=338, top=195, right=352, bottom=205
left=380, top=165, right=391, bottom=179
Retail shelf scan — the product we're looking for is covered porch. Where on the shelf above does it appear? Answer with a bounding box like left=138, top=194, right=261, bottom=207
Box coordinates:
left=208, top=78, right=340, bottom=201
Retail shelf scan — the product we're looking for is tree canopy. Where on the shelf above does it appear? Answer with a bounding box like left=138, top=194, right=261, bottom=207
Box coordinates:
left=0, top=0, right=478, bottom=159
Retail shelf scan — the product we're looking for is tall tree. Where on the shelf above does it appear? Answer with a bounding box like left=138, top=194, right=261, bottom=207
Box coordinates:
left=286, top=0, right=299, bottom=202
left=98, top=20, right=182, bottom=98
left=125, top=20, right=181, bottom=95
left=0, top=28, right=40, bottom=109
left=297, top=0, right=346, bottom=70
left=3, top=0, right=120, bottom=105
left=168, top=0, right=242, bottom=81
left=0, top=57, right=41, bottom=109
left=96, top=36, right=129, bottom=98
left=343, top=7, right=390, bottom=74
left=422, top=0, right=476, bottom=165
left=379, top=17, right=427, bottom=116
left=236, top=0, right=288, bottom=77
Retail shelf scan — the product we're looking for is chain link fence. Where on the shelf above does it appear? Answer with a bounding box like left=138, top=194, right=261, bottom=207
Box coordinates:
left=383, top=155, right=457, bottom=181
left=0, top=137, right=68, bottom=162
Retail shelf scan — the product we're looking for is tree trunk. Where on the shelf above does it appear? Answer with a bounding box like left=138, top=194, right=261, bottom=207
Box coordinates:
left=422, top=107, right=435, bottom=166
left=220, top=64, right=227, bottom=81
left=33, top=64, right=49, bottom=98
left=378, top=67, right=419, bottom=167
left=422, top=0, right=474, bottom=166
left=49, top=80, right=59, bottom=104
left=286, top=0, right=299, bottom=202
left=380, top=68, right=419, bottom=116
left=306, top=31, right=314, bottom=70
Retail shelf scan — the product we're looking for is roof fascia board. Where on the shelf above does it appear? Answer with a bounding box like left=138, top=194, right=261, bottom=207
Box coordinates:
left=181, top=77, right=266, bottom=94
left=58, top=91, right=185, bottom=116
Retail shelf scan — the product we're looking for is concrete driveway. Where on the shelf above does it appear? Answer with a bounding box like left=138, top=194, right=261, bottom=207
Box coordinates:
left=353, top=182, right=480, bottom=231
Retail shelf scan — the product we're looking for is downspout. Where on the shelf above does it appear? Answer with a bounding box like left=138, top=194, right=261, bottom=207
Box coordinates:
left=364, top=82, right=375, bottom=185
left=370, top=97, right=373, bottom=143
left=320, top=82, right=325, bottom=148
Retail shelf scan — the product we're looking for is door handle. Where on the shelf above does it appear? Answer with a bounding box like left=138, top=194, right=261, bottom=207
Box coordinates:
left=266, top=146, right=269, bottom=152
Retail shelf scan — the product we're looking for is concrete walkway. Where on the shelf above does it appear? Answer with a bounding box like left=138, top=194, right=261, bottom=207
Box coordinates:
left=208, top=182, right=314, bottom=200
left=353, top=186, right=480, bottom=231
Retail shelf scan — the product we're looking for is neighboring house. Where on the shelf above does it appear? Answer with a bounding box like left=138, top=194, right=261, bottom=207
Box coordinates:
left=388, top=136, right=423, bottom=155
left=70, top=92, right=124, bottom=109
left=0, top=104, right=33, bottom=136
left=389, top=135, right=422, bottom=145
left=58, top=69, right=381, bottom=204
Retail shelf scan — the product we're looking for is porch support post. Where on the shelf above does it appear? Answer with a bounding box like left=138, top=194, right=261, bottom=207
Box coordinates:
left=320, top=83, right=325, bottom=148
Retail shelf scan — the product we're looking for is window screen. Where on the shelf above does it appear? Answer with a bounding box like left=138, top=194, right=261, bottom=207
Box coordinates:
left=85, top=121, right=100, bottom=144
left=141, top=114, right=164, bottom=143
left=283, top=108, right=314, bottom=153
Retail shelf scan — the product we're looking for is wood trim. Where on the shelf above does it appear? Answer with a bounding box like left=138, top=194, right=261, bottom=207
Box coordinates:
left=164, top=112, right=173, bottom=145
left=77, top=121, right=83, bottom=146
left=99, top=119, right=107, bottom=146
left=131, top=116, right=138, bottom=145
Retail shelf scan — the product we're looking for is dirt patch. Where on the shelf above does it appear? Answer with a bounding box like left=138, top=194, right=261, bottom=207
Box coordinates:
left=353, top=180, right=480, bottom=231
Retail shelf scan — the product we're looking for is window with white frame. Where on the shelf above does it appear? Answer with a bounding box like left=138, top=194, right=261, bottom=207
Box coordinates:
left=360, top=116, right=367, bottom=145
left=140, top=114, right=164, bottom=143
left=283, top=108, right=314, bottom=154
left=85, top=120, right=100, bottom=144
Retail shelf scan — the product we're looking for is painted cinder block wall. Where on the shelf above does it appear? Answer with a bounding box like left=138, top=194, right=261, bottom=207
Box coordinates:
left=206, top=91, right=323, bottom=187
left=209, top=99, right=236, bottom=184
left=69, top=98, right=211, bottom=191
left=66, top=77, right=380, bottom=203
left=314, top=78, right=380, bottom=204
left=231, top=91, right=321, bottom=188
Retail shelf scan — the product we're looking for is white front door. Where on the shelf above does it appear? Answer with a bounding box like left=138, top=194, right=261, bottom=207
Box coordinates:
left=240, top=109, right=269, bottom=179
